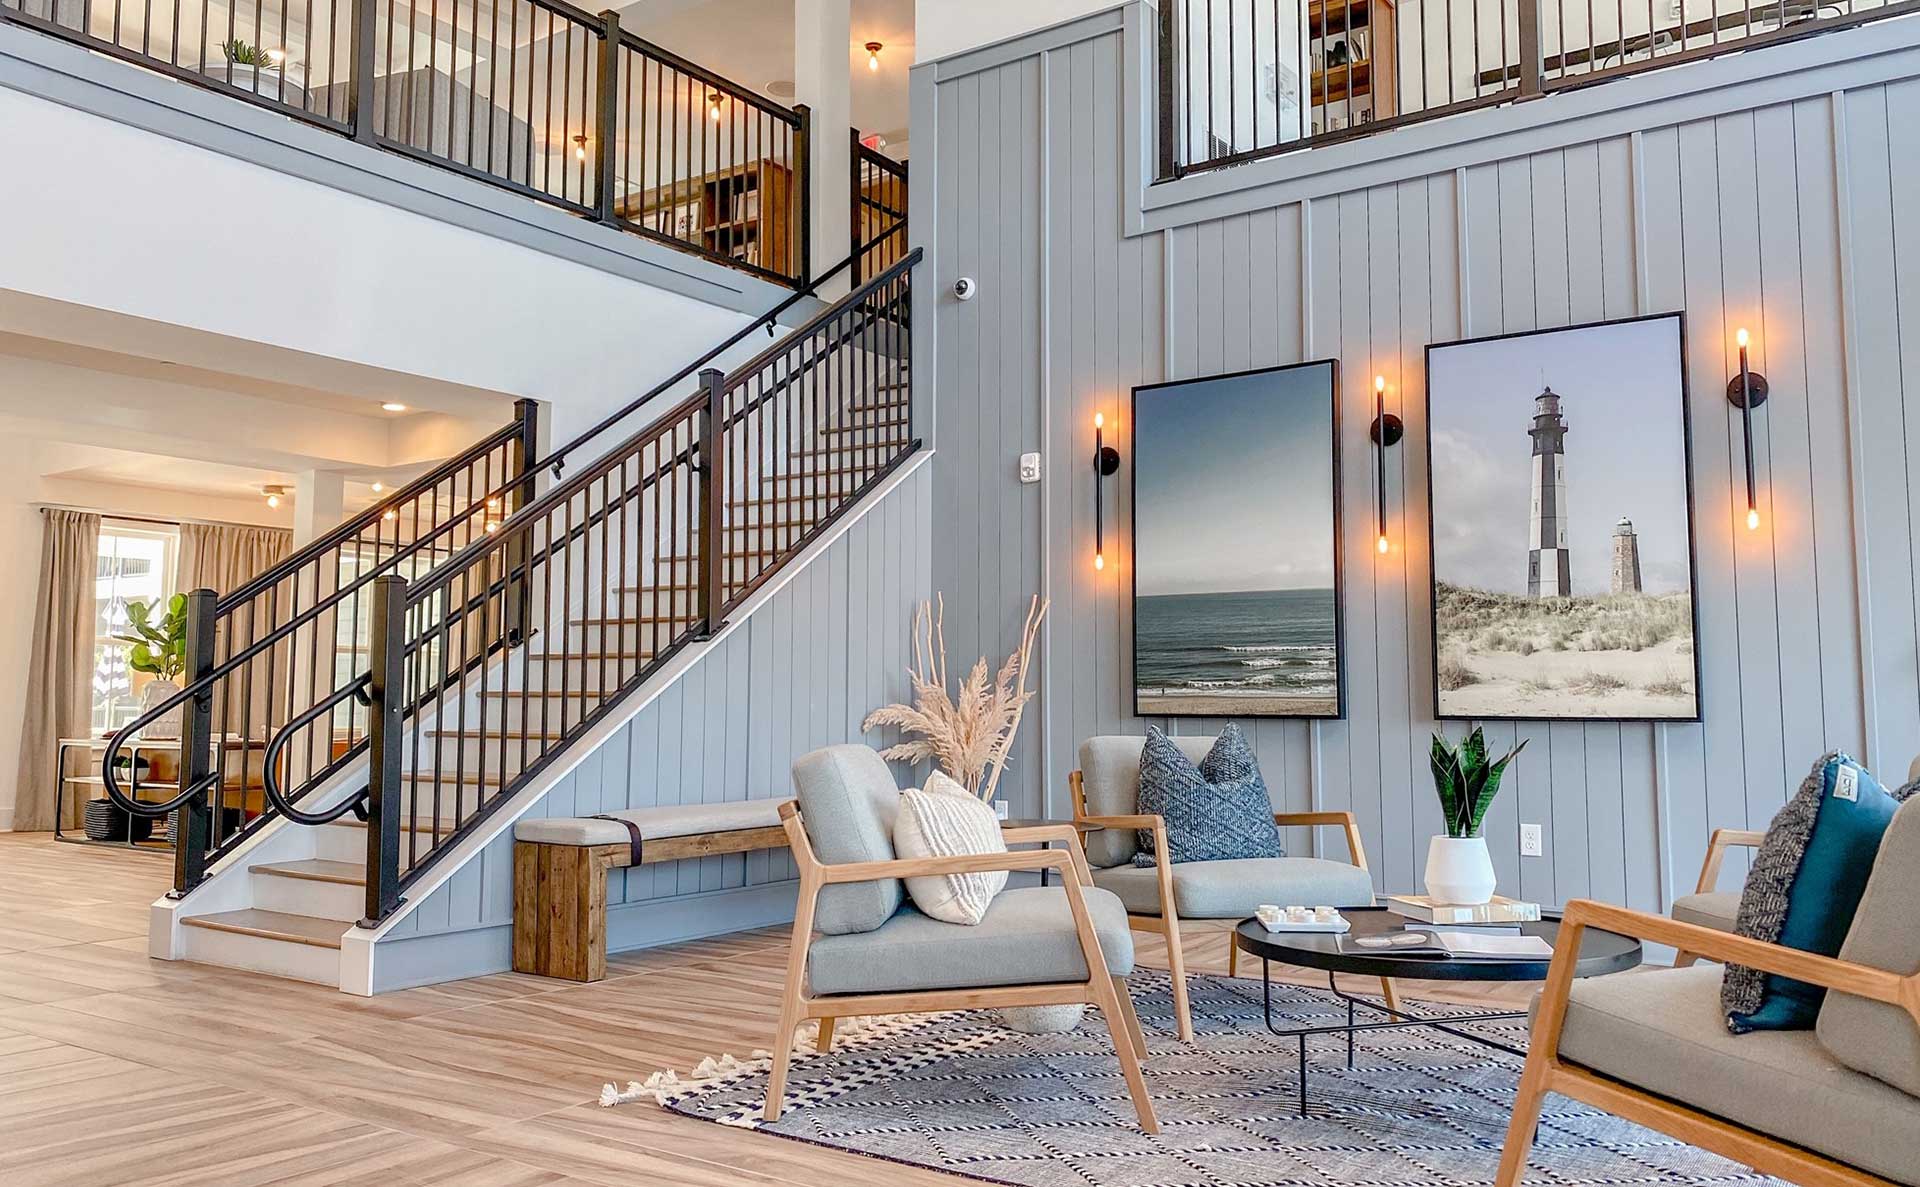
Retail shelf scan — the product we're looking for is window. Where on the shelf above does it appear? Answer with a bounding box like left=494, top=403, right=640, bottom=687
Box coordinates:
left=93, top=522, right=180, bottom=734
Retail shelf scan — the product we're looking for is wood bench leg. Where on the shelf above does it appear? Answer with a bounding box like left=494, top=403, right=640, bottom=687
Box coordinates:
left=815, top=1016, right=837, bottom=1053
left=512, top=841, right=610, bottom=982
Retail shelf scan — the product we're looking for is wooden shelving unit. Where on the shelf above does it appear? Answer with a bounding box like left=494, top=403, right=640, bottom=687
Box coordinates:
left=1308, top=0, right=1396, bottom=126
left=615, top=158, right=796, bottom=275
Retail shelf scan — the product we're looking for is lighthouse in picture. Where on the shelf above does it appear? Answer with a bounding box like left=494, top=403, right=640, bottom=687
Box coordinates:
left=1526, top=386, right=1571, bottom=598
left=1611, top=518, right=1643, bottom=594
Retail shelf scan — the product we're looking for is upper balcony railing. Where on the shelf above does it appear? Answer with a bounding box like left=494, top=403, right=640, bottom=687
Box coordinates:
left=0, top=0, right=811, bottom=284
left=1157, top=0, right=1920, bottom=177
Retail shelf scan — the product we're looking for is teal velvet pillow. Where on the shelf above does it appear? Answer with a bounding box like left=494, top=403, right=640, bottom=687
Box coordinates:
left=1723, top=752, right=1914, bottom=1033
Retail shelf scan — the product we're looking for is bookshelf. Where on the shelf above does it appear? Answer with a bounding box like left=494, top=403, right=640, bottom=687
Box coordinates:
left=615, top=157, right=796, bottom=275
left=1308, top=0, right=1396, bottom=129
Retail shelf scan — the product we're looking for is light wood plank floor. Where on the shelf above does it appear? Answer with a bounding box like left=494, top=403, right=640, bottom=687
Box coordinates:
left=0, top=833, right=1541, bottom=1186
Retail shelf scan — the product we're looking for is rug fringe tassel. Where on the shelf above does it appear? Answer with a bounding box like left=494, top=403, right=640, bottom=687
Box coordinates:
left=601, top=1013, right=931, bottom=1108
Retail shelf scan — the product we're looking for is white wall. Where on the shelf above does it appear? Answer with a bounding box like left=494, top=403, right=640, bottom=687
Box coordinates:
left=915, top=0, right=1122, bottom=63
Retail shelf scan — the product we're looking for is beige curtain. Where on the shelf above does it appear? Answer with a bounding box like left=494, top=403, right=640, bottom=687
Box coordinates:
left=13, top=510, right=100, bottom=832
left=178, top=524, right=293, bottom=597
left=176, top=524, right=295, bottom=755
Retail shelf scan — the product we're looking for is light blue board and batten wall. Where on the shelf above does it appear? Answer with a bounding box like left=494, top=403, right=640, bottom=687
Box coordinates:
left=916, top=2, right=1920, bottom=915
left=370, top=465, right=933, bottom=990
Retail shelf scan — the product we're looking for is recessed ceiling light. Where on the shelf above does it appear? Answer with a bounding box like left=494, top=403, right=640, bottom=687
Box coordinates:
left=370, top=481, right=384, bottom=493
left=767, top=79, right=795, bottom=98
left=381, top=401, right=407, bottom=412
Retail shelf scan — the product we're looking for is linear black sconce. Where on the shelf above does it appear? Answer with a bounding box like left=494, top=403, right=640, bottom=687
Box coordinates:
left=1369, top=375, right=1403, bottom=554
left=1093, top=412, right=1121, bottom=571
left=1727, top=328, right=1768, bottom=532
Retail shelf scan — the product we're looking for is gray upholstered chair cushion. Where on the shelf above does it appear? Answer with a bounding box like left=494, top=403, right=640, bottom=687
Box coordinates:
left=806, top=886, right=1134, bottom=996
left=1538, top=965, right=1920, bottom=1185
left=1078, top=734, right=1221, bottom=867
left=1818, top=798, right=1920, bottom=1097
left=792, top=745, right=904, bottom=935
left=1091, top=857, right=1375, bottom=917
left=513, top=799, right=784, bottom=846
left=1670, top=890, right=1740, bottom=933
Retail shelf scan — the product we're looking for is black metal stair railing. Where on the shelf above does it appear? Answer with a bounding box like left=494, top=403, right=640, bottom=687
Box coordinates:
left=97, top=404, right=537, bottom=894
left=0, top=0, right=812, bottom=285
left=354, top=248, right=922, bottom=924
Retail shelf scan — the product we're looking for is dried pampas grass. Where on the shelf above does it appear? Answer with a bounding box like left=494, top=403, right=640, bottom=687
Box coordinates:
left=862, top=594, right=1047, bottom=800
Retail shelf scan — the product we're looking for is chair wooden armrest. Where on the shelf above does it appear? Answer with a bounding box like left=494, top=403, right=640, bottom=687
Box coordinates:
left=818, top=848, right=1072, bottom=884
left=1693, top=828, right=1767, bottom=894
left=1543, top=900, right=1920, bottom=1027
left=1000, top=825, right=1095, bottom=885
left=1273, top=809, right=1369, bottom=872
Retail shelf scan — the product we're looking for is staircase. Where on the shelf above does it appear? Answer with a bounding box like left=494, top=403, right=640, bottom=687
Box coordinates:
left=106, top=252, right=922, bottom=987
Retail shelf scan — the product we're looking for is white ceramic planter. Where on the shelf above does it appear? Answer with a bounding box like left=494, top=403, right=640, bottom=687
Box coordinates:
left=1423, top=835, right=1497, bottom=905
left=137, top=677, right=184, bottom=740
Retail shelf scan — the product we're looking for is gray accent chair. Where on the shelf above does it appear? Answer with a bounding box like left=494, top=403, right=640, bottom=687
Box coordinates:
left=768, top=745, right=1158, bottom=1131
left=1499, top=798, right=1920, bottom=1187
left=1672, top=753, right=1920, bottom=964
left=1070, top=735, right=1382, bottom=1042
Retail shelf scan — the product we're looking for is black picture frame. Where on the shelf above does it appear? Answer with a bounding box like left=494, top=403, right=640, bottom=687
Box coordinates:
left=1422, top=312, right=1703, bottom=723
left=1130, top=359, right=1347, bottom=720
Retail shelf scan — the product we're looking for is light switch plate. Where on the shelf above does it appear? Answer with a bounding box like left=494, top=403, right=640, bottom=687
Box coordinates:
left=1520, top=823, right=1544, bottom=857
left=993, top=800, right=1010, bottom=820
left=1018, top=452, right=1042, bottom=484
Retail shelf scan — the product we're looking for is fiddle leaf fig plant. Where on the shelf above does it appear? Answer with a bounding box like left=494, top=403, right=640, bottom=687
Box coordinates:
left=114, top=594, right=189, bottom=682
left=1429, top=727, right=1528, bottom=839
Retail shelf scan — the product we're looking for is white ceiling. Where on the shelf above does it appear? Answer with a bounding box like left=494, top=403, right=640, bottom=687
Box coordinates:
left=617, top=0, right=915, bottom=149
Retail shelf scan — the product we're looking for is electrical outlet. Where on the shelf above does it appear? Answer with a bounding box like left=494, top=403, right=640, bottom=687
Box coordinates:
left=1018, top=452, right=1042, bottom=484
left=1520, top=823, right=1544, bottom=858
left=993, top=799, right=1010, bottom=821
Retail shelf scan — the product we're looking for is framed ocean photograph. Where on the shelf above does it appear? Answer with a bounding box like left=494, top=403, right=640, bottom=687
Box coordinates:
left=1424, top=313, right=1702, bottom=721
left=1131, top=361, right=1345, bottom=719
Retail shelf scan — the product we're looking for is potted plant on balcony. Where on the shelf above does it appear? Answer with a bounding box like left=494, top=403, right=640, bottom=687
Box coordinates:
left=207, top=39, right=308, bottom=107
left=1424, top=727, right=1527, bottom=905
left=117, top=594, right=188, bottom=740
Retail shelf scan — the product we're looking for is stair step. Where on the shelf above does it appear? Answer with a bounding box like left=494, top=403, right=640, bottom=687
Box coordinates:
left=841, top=400, right=909, bottom=414
left=822, top=419, right=908, bottom=435
left=789, top=439, right=907, bottom=459
left=723, top=519, right=815, bottom=532
left=764, top=468, right=874, bottom=483
left=181, top=908, right=345, bottom=949
left=254, top=859, right=366, bottom=886
left=335, top=816, right=460, bottom=835
left=482, top=688, right=606, bottom=699
left=428, top=729, right=568, bottom=741
left=524, top=650, right=657, bottom=662
left=573, top=615, right=690, bottom=625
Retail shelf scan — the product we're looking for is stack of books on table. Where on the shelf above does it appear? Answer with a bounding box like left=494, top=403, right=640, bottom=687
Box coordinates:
left=1383, top=895, right=1541, bottom=932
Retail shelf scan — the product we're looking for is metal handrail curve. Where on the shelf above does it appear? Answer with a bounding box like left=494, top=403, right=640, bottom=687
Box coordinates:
left=257, top=678, right=376, bottom=826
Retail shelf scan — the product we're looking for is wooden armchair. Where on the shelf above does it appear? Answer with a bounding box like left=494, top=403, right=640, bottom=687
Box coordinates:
left=1069, top=736, right=1386, bottom=1043
left=1498, top=899, right=1920, bottom=1187
left=1671, top=827, right=1764, bottom=966
left=770, top=798, right=1158, bottom=1132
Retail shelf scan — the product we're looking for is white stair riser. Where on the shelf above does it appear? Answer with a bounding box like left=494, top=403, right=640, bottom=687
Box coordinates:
left=315, top=825, right=429, bottom=873
left=480, top=694, right=611, bottom=731
left=179, top=924, right=341, bottom=986
left=508, top=654, right=654, bottom=688
left=252, top=871, right=366, bottom=922
left=566, top=620, right=691, bottom=650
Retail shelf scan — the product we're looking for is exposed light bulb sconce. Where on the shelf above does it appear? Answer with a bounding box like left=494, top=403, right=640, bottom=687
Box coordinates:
left=1369, top=375, right=1403, bottom=555
left=707, top=92, right=723, bottom=121
left=262, top=484, right=287, bottom=510
left=1727, top=327, right=1768, bottom=532
left=865, top=41, right=883, bottom=72
left=572, top=134, right=588, bottom=162
left=1092, top=412, right=1121, bottom=572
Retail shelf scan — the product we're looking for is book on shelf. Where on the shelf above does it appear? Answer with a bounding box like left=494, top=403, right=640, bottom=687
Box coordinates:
left=1383, top=894, right=1541, bottom=924
left=1339, top=928, right=1554, bottom=961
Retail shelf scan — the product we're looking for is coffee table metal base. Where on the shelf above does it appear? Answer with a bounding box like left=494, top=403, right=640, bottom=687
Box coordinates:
left=1257, top=958, right=1530, bottom=1116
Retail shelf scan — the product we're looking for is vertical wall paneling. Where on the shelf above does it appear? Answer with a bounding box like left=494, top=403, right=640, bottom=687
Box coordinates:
left=921, top=9, right=1920, bottom=909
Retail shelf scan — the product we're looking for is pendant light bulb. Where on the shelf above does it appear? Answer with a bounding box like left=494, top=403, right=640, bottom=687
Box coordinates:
left=1747, top=506, right=1760, bottom=532
left=866, top=41, right=882, bottom=72
left=1377, top=535, right=1390, bottom=554
left=1094, top=552, right=1105, bottom=572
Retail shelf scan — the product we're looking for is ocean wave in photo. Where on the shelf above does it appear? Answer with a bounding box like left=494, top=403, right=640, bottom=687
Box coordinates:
left=1136, top=589, right=1339, bottom=701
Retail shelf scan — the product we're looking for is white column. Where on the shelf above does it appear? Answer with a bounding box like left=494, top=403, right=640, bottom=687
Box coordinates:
left=292, top=470, right=346, bottom=546
left=795, top=0, right=852, bottom=293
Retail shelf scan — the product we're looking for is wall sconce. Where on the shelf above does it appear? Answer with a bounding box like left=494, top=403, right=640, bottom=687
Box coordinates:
left=1368, top=375, right=1403, bottom=554
left=1727, top=328, right=1768, bottom=532
left=1093, top=412, right=1121, bottom=571
left=865, top=41, right=883, bottom=72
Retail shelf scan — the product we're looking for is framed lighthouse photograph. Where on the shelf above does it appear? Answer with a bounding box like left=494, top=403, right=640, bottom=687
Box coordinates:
left=1424, top=313, right=1701, bottom=721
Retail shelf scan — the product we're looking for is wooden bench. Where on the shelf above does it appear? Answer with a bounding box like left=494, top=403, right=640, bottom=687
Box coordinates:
left=511, top=800, right=790, bottom=982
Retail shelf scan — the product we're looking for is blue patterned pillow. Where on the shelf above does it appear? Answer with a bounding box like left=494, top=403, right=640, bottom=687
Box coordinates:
left=1133, top=725, right=1284, bottom=867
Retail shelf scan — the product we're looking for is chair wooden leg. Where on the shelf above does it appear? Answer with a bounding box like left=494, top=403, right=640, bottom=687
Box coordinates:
left=1672, top=951, right=1699, bottom=968
left=1112, top=975, right=1149, bottom=1061
left=1494, top=1053, right=1554, bottom=1186
left=1088, top=976, right=1160, bottom=1133
left=815, top=1016, right=837, bottom=1053
left=764, top=998, right=802, bottom=1122
left=1227, top=928, right=1239, bottom=978
left=1161, top=915, right=1195, bottom=1041
left=1379, top=977, right=1400, bottom=1014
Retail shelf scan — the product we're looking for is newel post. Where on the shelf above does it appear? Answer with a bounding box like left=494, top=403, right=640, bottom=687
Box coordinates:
left=360, top=574, right=407, bottom=925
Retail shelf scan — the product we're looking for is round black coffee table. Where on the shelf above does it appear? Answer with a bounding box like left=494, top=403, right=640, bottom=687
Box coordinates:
left=1234, top=907, right=1640, bottom=1114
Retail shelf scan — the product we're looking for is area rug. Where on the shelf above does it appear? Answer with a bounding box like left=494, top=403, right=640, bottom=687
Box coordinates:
left=608, top=970, right=1786, bottom=1186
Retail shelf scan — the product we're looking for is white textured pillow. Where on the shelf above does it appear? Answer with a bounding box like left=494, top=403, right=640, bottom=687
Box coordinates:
left=892, top=771, right=1008, bottom=925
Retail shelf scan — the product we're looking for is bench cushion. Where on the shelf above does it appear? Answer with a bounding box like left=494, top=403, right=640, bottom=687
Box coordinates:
left=513, top=799, right=783, bottom=847
left=1541, top=964, right=1920, bottom=1185
left=1078, top=734, right=1220, bottom=867
left=1091, top=856, right=1374, bottom=917
left=806, top=886, right=1133, bottom=996
left=793, top=745, right=904, bottom=935
left=1819, top=797, right=1920, bottom=1097
left=1670, top=890, right=1740, bottom=933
